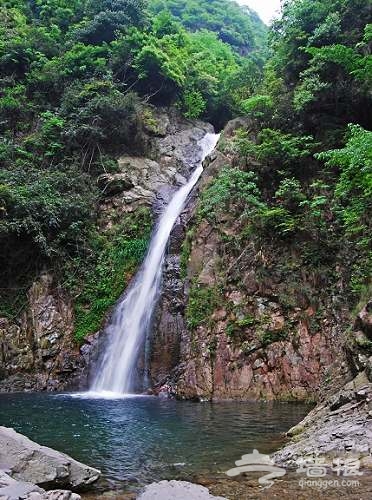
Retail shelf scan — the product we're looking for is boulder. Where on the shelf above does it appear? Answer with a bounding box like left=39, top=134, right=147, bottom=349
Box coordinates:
left=137, top=481, right=226, bottom=500
left=0, top=427, right=100, bottom=490
left=0, top=471, right=81, bottom=500
left=0, top=470, right=44, bottom=499
left=25, top=490, right=81, bottom=499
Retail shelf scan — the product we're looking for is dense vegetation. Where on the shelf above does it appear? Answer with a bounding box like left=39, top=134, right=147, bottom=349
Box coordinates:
left=148, top=0, right=266, bottom=54
left=190, top=0, right=372, bottom=333
left=0, top=0, right=371, bottom=342
left=0, top=0, right=265, bottom=336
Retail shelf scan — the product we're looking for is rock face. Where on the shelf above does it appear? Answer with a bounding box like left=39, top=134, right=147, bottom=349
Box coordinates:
left=273, top=373, right=372, bottom=467
left=272, top=301, right=372, bottom=466
left=0, top=108, right=212, bottom=392
left=150, top=135, right=349, bottom=401
left=147, top=117, right=372, bottom=467
left=0, top=273, right=82, bottom=392
left=137, top=480, right=226, bottom=500
left=98, top=110, right=213, bottom=223
left=0, top=426, right=100, bottom=490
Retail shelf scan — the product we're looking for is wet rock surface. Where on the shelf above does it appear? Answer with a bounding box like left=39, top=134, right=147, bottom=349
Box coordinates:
left=0, top=426, right=100, bottom=491
left=149, top=142, right=226, bottom=392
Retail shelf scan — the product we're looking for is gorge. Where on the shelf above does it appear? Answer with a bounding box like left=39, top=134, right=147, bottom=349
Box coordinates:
left=0, top=0, right=371, bottom=498
left=91, top=133, right=220, bottom=396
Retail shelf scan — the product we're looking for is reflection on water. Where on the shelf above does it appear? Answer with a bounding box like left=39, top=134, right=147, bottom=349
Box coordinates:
left=0, top=393, right=311, bottom=487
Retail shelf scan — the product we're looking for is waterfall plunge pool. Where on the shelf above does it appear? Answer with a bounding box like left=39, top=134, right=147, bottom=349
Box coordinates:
left=0, top=392, right=312, bottom=492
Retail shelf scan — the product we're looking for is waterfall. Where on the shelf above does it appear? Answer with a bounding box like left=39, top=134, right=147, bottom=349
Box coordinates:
left=91, top=132, right=220, bottom=396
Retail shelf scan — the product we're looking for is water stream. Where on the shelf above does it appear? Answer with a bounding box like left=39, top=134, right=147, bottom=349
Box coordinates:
left=91, top=133, right=220, bottom=395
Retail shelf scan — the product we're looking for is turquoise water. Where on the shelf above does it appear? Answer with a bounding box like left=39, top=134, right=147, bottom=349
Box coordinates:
left=0, top=393, right=311, bottom=489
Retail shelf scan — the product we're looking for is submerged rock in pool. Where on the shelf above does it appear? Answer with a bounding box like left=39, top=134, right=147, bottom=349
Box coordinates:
left=0, top=426, right=100, bottom=491
left=137, top=480, right=227, bottom=500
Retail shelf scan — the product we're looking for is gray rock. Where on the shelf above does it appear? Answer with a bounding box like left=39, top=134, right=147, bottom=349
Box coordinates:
left=273, top=373, right=372, bottom=467
left=0, top=471, right=81, bottom=500
left=0, top=470, right=44, bottom=499
left=0, top=272, right=81, bottom=394
left=0, top=427, right=100, bottom=490
left=25, top=490, right=81, bottom=499
left=137, top=480, right=226, bottom=500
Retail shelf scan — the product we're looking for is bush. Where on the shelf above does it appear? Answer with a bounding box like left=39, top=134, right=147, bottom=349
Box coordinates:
left=64, top=207, right=152, bottom=341
left=186, top=284, right=221, bottom=330
left=317, top=124, right=372, bottom=238
left=0, top=166, right=95, bottom=256
left=61, top=80, right=140, bottom=162
left=199, top=167, right=264, bottom=222
left=241, top=94, right=273, bottom=119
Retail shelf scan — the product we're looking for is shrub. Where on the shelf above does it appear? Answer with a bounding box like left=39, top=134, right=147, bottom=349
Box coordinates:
left=198, top=167, right=264, bottom=222
left=186, top=284, right=220, bottom=330
left=64, top=207, right=152, bottom=341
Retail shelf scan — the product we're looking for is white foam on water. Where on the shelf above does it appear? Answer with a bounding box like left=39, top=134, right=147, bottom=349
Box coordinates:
left=61, top=391, right=154, bottom=400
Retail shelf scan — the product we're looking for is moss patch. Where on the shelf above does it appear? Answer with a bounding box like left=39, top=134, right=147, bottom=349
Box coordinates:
left=186, top=283, right=221, bottom=330
left=63, top=207, right=152, bottom=342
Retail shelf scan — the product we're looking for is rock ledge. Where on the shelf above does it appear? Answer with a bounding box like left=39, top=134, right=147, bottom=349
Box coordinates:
left=0, top=426, right=100, bottom=494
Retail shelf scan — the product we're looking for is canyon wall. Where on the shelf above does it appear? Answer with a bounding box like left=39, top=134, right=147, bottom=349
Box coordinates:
left=0, top=109, right=212, bottom=392
left=150, top=120, right=370, bottom=403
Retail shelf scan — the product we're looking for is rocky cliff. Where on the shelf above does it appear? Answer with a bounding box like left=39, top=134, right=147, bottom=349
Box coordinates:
left=1, top=113, right=371, bottom=461
left=0, top=109, right=212, bottom=392
left=0, top=273, right=79, bottom=392
left=273, top=301, right=372, bottom=465
left=149, top=118, right=372, bottom=463
left=149, top=121, right=348, bottom=401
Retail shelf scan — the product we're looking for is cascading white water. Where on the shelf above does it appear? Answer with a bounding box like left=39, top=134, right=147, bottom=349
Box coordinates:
left=91, top=132, right=220, bottom=396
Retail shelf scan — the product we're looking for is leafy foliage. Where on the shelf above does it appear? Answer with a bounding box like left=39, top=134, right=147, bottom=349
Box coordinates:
left=148, top=0, right=267, bottom=53
left=186, top=284, right=221, bottom=330
left=197, top=0, right=371, bottom=306
left=199, top=167, right=263, bottom=222
left=66, top=208, right=152, bottom=341
left=317, top=125, right=372, bottom=240
left=268, top=0, right=372, bottom=131
left=0, top=0, right=267, bottom=339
